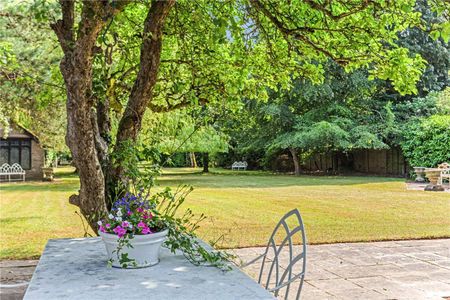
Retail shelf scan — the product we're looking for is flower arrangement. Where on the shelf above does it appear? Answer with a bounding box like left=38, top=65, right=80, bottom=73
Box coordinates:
left=97, top=185, right=232, bottom=269
left=98, top=191, right=163, bottom=238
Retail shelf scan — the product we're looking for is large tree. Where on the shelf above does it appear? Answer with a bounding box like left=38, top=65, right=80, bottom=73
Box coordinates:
left=237, top=64, right=390, bottom=175
left=21, top=0, right=445, bottom=229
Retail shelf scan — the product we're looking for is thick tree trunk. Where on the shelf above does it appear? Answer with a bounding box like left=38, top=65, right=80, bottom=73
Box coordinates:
left=289, top=148, right=301, bottom=176
left=203, top=152, right=209, bottom=173
left=60, top=30, right=108, bottom=230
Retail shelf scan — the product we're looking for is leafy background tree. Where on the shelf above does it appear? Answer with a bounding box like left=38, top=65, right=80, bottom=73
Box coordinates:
left=0, top=1, right=67, bottom=155
left=140, top=108, right=229, bottom=172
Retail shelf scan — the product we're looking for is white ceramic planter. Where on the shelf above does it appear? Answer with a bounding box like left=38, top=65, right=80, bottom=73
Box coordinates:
left=99, top=229, right=169, bottom=268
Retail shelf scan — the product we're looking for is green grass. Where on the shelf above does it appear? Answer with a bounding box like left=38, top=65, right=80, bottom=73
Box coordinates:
left=1, top=167, right=449, bottom=259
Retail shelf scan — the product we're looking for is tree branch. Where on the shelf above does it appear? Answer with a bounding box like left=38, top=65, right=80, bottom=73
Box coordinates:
left=50, top=0, right=74, bottom=53
left=116, top=0, right=176, bottom=143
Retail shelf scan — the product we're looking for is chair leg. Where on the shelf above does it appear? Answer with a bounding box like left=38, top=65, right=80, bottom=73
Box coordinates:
left=295, top=275, right=305, bottom=300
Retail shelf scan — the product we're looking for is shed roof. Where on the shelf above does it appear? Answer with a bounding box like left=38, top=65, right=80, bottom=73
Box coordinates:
left=0, top=122, right=40, bottom=143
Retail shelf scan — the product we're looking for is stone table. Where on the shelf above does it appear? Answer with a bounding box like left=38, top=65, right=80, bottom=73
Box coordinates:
left=24, top=238, right=274, bottom=300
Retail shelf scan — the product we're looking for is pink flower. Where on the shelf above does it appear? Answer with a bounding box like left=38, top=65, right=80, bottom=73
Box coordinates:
left=122, top=221, right=130, bottom=228
left=143, top=213, right=153, bottom=220
left=99, top=225, right=106, bottom=233
left=137, top=221, right=146, bottom=228
left=137, top=207, right=143, bottom=213
left=142, top=227, right=152, bottom=234
left=127, top=211, right=132, bottom=216
left=105, top=223, right=111, bottom=229
left=113, top=226, right=127, bottom=238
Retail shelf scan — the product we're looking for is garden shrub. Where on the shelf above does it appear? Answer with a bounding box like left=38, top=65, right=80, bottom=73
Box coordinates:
left=401, top=115, right=450, bottom=167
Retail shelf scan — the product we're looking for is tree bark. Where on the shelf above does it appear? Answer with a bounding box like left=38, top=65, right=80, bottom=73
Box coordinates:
left=56, top=3, right=109, bottom=230
left=289, top=148, right=301, bottom=176
left=202, top=152, right=209, bottom=173
left=189, top=152, right=197, bottom=168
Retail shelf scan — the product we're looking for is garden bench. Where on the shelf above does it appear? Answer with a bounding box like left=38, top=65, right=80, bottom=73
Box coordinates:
left=439, top=169, right=450, bottom=186
left=232, top=161, right=248, bottom=170
left=0, top=163, right=25, bottom=182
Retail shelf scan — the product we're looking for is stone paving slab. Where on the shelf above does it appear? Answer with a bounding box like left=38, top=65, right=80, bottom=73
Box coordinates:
left=0, top=260, right=38, bottom=300
left=234, top=239, right=450, bottom=299
left=406, top=182, right=450, bottom=192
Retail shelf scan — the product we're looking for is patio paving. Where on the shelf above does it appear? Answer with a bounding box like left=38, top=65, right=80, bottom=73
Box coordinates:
left=0, top=260, right=37, bottom=300
left=234, top=239, right=450, bottom=299
left=406, top=182, right=450, bottom=192
left=1, top=239, right=449, bottom=299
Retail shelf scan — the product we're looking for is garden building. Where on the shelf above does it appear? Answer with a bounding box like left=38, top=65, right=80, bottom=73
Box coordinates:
left=0, top=123, right=44, bottom=180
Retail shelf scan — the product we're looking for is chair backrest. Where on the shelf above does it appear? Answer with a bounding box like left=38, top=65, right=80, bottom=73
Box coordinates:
left=0, top=163, right=10, bottom=173
left=257, top=209, right=307, bottom=300
left=438, top=162, right=450, bottom=169
left=10, top=163, right=24, bottom=173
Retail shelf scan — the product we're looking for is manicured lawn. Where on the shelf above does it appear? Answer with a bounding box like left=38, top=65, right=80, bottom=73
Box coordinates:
left=1, top=167, right=449, bottom=259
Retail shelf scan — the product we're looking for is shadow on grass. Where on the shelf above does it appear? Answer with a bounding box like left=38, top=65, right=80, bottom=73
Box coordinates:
left=0, top=167, right=404, bottom=192
left=158, top=171, right=404, bottom=189
left=0, top=216, right=43, bottom=225
left=0, top=180, right=78, bottom=192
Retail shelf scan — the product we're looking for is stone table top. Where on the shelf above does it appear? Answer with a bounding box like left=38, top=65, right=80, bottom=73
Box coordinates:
left=24, top=238, right=274, bottom=300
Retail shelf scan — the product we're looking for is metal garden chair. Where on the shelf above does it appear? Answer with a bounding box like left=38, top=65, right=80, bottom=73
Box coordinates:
left=241, top=209, right=307, bottom=299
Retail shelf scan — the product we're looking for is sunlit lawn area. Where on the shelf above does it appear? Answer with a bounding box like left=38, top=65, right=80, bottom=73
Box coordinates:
left=1, top=167, right=449, bottom=259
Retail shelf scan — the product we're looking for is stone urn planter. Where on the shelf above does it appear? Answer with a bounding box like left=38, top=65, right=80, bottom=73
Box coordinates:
left=424, top=168, right=445, bottom=191
left=99, top=229, right=169, bottom=268
left=42, top=167, right=54, bottom=181
left=413, top=167, right=426, bottom=182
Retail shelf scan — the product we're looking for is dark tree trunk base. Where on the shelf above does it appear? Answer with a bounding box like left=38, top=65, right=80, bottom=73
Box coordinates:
left=203, top=152, right=209, bottom=173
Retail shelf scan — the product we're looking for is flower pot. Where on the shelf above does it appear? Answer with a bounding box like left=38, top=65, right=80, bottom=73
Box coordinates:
left=423, top=168, right=445, bottom=192
left=413, top=167, right=425, bottom=182
left=99, top=229, right=169, bottom=268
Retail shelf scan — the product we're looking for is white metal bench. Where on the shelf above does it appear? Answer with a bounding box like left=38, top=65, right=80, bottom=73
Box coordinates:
left=439, top=169, right=450, bottom=186
left=0, top=163, right=26, bottom=182
left=232, top=161, right=248, bottom=171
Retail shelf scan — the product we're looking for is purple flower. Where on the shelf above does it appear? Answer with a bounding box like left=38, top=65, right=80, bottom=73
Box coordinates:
left=122, top=221, right=130, bottom=228
left=99, top=225, right=106, bottom=233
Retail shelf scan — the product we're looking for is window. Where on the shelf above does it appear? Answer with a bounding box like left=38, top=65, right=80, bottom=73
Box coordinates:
left=0, top=139, right=32, bottom=169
